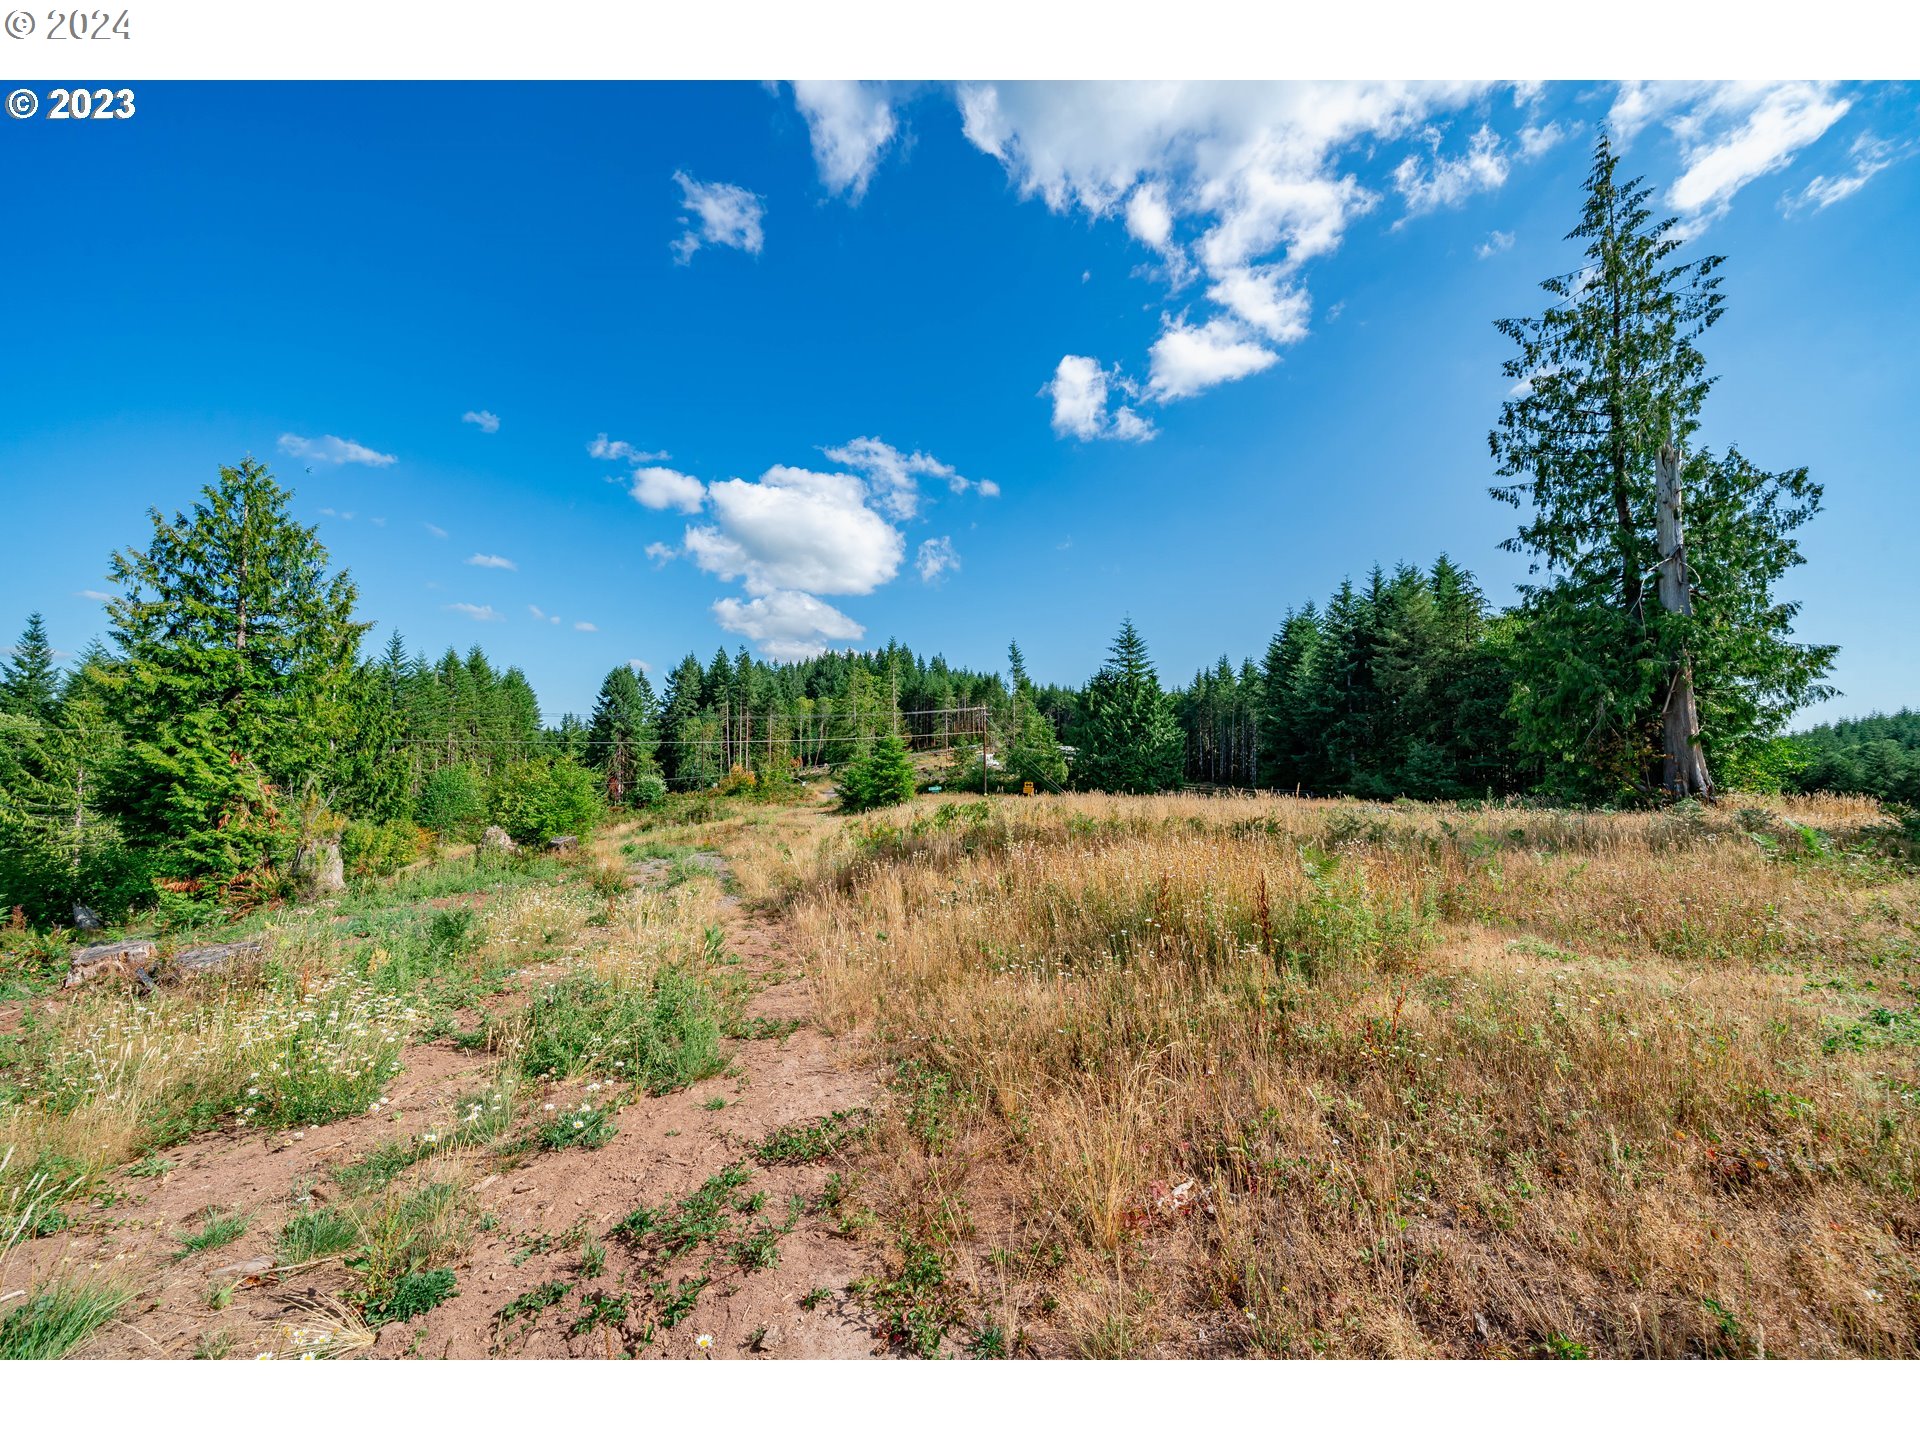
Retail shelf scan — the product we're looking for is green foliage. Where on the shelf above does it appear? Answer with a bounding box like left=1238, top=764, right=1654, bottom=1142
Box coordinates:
left=1490, top=135, right=1832, bottom=799
left=518, top=966, right=727, bottom=1094
left=104, top=457, right=367, bottom=888
left=278, top=1205, right=361, bottom=1265
left=750, top=1109, right=869, bottom=1165
left=414, top=764, right=486, bottom=840
left=1073, top=620, right=1182, bottom=794
left=838, top=729, right=917, bottom=812
left=173, top=1207, right=248, bottom=1257
left=589, top=664, right=663, bottom=807
left=536, top=1100, right=617, bottom=1150
left=360, top=1266, right=458, bottom=1327
left=0, top=1278, right=132, bottom=1359
left=0, top=613, right=61, bottom=724
left=487, top=758, right=604, bottom=845
left=1790, top=711, right=1920, bottom=806
left=340, top=818, right=424, bottom=878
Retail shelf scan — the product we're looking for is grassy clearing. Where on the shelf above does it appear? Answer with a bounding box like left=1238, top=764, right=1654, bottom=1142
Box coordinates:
left=778, top=790, right=1920, bottom=1358
left=0, top=1277, right=134, bottom=1359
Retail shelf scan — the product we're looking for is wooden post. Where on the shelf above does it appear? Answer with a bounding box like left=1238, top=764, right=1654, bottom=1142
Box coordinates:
left=1655, top=442, right=1713, bottom=799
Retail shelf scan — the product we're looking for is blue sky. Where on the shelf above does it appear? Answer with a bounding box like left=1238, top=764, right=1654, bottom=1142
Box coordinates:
left=1, top=80, right=1914, bottom=723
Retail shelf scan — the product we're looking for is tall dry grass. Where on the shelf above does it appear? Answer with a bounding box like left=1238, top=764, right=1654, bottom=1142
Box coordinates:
left=780, top=791, right=1920, bottom=1357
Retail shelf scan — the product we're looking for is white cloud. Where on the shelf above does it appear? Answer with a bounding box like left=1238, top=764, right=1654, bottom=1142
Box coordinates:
left=1393, top=125, right=1511, bottom=219
left=371, top=517, right=386, bottom=527
left=1610, top=82, right=1850, bottom=232
left=976, top=479, right=1001, bottom=498
left=685, top=465, right=903, bottom=596
left=1785, top=131, right=1913, bottom=213
left=1205, top=268, right=1310, bottom=343
left=791, top=81, right=898, bottom=200
left=466, top=553, right=516, bottom=571
left=75, top=589, right=112, bottom=602
left=821, top=437, right=983, bottom=519
left=1476, top=229, right=1516, bottom=260
left=1046, top=355, right=1157, bottom=443
left=528, top=605, right=561, bottom=625
left=629, top=466, right=707, bottom=514
left=628, top=659, right=652, bottom=674
left=424, top=523, right=449, bottom=539
left=672, top=171, right=766, bottom=263
left=589, top=434, right=670, bottom=464
left=445, top=603, right=502, bottom=622
left=574, top=621, right=597, bottom=633
left=278, top=433, right=396, bottom=467
left=712, top=589, right=865, bottom=662
left=644, top=541, right=678, bottom=566
left=1518, top=121, right=1568, bottom=159
left=917, top=536, right=960, bottom=583
left=462, top=409, right=500, bottom=433
left=317, top=507, right=356, bottom=520
left=957, top=82, right=1498, bottom=420
left=1147, top=316, right=1279, bottom=401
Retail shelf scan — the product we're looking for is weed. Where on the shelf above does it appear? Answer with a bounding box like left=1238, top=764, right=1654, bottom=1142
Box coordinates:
left=518, top=967, right=728, bottom=1093
left=278, top=1204, right=360, bottom=1265
left=125, top=1154, right=176, bottom=1179
left=206, top=1281, right=235, bottom=1311
left=173, top=1207, right=248, bottom=1258
left=570, top=1290, right=630, bottom=1336
left=578, top=1236, right=607, bottom=1280
left=702, top=1096, right=727, bottom=1111
left=192, top=1328, right=235, bottom=1359
left=967, top=1322, right=1009, bottom=1359
left=871, top=1239, right=959, bottom=1358
left=1540, top=1333, right=1591, bottom=1359
left=652, top=1275, right=708, bottom=1328
left=361, top=1267, right=458, bottom=1327
left=497, top=1280, right=573, bottom=1326
left=536, top=1101, right=617, bottom=1150
left=0, top=1278, right=132, bottom=1359
left=799, top=1287, right=833, bottom=1311
left=752, top=1109, right=869, bottom=1166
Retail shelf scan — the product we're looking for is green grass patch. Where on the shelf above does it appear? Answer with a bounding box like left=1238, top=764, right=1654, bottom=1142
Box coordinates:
left=0, top=1279, right=133, bottom=1359
left=519, top=966, right=728, bottom=1093
left=751, top=1109, right=869, bottom=1166
left=173, top=1207, right=248, bottom=1258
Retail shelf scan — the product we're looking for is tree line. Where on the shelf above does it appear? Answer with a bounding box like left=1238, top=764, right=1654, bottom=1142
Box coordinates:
left=0, top=132, right=1864, bottom=927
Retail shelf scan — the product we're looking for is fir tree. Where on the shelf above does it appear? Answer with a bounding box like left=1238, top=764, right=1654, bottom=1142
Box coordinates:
left=0, top=613, right=62, bottom=725
left=104, top=456, right=366, bottom=883
left=1074, top=620, right=1182, bottom=794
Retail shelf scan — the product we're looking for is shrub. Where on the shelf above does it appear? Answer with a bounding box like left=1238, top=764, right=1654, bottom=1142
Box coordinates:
left=627, top=772, right=668, bottom=809
left=341, top=818, right=424, bottom=878
left=414, top=765, right=486, bottom=840
left=838, top=732, right=917, bottom=812
left=487, top=760, right=604, bottom=846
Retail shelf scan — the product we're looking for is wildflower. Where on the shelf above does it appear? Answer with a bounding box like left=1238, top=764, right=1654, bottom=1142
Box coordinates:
left=255, top=1351, right=275, bottom=1361
left=695, top=1334, right=713, bottom=1351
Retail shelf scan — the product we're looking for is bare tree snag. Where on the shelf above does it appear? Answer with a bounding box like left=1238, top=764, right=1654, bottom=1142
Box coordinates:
left=1655, top=442, right=1713, bottom=799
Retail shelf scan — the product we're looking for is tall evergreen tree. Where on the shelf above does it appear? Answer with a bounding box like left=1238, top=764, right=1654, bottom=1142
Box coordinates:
left=1074, top=620, right=1182, bottom=794
left=588, top=663, right=660, bottom=804
left=104, top=456, right=366, bottom=883
left=0, top=613, right=62, bottom=725
left=1490, top=132, right=1832, bottom=798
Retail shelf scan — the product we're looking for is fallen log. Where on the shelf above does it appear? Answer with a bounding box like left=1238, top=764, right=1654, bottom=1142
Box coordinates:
left=65, top=937, right=265, bottom=991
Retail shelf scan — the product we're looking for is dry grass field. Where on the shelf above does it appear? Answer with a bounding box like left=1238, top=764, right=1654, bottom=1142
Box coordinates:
left=762, top=790, right=1920, bottom=1357
left=3, top=788, right=1915, bottom=1359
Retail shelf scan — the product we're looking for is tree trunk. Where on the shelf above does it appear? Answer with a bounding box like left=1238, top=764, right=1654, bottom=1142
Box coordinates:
left=1655, top=443, right=1713, bottom=799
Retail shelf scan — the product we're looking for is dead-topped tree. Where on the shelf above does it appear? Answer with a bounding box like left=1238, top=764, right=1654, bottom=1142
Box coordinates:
left=1655, top=442, right=1712, bottom=800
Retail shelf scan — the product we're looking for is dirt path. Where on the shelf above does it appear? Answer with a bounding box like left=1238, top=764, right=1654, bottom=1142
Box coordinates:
left=48, top=850, right=895, bottom=1360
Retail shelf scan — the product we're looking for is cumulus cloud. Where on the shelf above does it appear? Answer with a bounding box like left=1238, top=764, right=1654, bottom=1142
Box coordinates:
left=528, top=605, right=561, bottom=625
left=1393, top=125, right=1511, bottom=219
left=1518, top=121, right=1568, bottom=159
left=1205, top=268, right=1310, bottom=344
left=1476, top=229, right=1516, bottom=259
left=589, top=434, right=670, bottom=464
left=466, top=553, right=516, bottom=571
left=1785, top=131, right=1913, bottom=213
left=791, top=81, right=899, bottom=200
left=916, top=536, right=960, bottom=583
left=462, top=409, right=500, bottom=433
left=278, top=433, right=396, bottom=467
left=820, top=437, right=986, bottom=519
left=954, top=81, right=1510, bottom=423
left=628, top=659, right=653, bottom=673
left=712, top=590, right=865, bottom=662
left=1610, top=81, right=1851, bottom=233
left=1047, top=355, right=1156, bottom=443
left=629, top=466, right=707, bottom=514
left=1147, top=316, right=1280, bottom=401
left=672, top=171, right=766, bottom=263
left=574, top=621, right=597, bottom=632
left=643, top=541, right=678, bottom=567
left=445, top=603, right=502, bottom=622
left=685, top=465, right=903, bottom=597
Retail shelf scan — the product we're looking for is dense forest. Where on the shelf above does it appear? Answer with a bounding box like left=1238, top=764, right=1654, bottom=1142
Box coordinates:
left=0, top=133, right=1885, bottom=930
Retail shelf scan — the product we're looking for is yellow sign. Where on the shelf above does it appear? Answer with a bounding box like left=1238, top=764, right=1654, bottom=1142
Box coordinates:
left=1022, top=781, right=1035, bottom=796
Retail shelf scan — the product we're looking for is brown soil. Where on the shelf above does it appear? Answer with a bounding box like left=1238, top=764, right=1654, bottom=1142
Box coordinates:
left=37, top=863, right=896, bottom=1360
